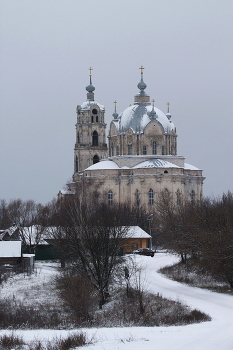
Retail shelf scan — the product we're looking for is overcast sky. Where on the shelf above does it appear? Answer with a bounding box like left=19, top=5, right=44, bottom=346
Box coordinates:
left=0, top=0, right=233, bottom=204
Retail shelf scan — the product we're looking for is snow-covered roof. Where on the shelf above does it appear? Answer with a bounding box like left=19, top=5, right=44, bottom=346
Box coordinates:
left=85, top=158, right=181, bottom=171
left=86, top=160, right=120, bottom=170
left=21, top=225, right=49, bottom=245
left=133, top=159, right=180, bottom=169
left=79, top=100, right=105, bottom=111
left=115, top=104, right=175, bottom=133
left=60, top=190, right=75, bottom=195
left=0, top=241, right=21, bottom=258
left=125, top=226, right=151, bottom=239
left=184, top=163, right=200, bottom=170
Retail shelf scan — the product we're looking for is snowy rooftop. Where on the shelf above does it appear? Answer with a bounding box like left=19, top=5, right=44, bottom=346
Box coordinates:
left=125, top=226, right=151, bottom=238
left=86, top=160, right=120, bottom=170
left=0, top=241, right=21, bottom=258
left=115, top=104, right=175, bottom=133
left=85, top=158, right=198, bottom=171
left=133, top=159, right=180, bottom=169
left=79, top=100, right=105, bottom=111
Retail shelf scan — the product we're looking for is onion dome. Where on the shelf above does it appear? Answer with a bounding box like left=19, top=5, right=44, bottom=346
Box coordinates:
left=166, top=102, right=172, bottom=120
left=86, top=67, right=95, bottom=101
left=112, top=100, right=119, bottom=120
left=149, top=99, right=157, bottom=119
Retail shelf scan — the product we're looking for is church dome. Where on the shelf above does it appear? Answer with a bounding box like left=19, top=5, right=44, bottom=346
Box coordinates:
left=117, top=104, right=175, bottom=133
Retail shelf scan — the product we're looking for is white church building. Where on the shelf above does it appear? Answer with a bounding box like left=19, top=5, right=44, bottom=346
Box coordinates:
left=61, top=68, right=205, bottom=210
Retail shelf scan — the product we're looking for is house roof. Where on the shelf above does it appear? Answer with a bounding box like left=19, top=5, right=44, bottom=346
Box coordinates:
left=0, top=241, right=21, bottom=258
left=125, top=226, right=151, bottom=239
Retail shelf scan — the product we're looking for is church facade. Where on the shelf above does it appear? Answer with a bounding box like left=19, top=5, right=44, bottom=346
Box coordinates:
left=66, top=68, right=205, bottom=210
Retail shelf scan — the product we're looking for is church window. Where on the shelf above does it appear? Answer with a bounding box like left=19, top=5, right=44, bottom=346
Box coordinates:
left=92, top=131, right=98, bottom=146
left=96, top=116, right=99, bottom=122
left=152, top=141, right=157, bottom=155
left=164, top=170, right=168, bottom=174
left=91, top=116, right=94, bottom=123
left=116, top=146, right=120, bottom=156
left=149, top=188, right=154, bottom=205
left=190, top=190, right=195, bottom=203
left=92, top=108, right=97, bottom=114
left=176, top=189, right=181, bottom=205
left=93, top=154, right=99, bottom=164
left=162, top=145, right=165, bottom=155
left=108, top=190, right=113, bottom=206
left=111, top=143, right=114, bottom=156
left=164, top=188, right=169, bottom=199
left=75, top=155, right=78, bottom=172
left=143, top=145, right=147, bottom=155
left=128, top=144, right=132, bottom=155
left=135, top=189, right=140, bottom=207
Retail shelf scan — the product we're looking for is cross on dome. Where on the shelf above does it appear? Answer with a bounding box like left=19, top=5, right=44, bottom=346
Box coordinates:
left=139, top=65, right=145, bottom=75
left=112, top=100, right=118, bottom=119
left=89, top=67, right=93, bottom=76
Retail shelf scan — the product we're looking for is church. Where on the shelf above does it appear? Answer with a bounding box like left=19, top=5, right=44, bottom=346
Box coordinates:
left=62, top=67, right=205, bottom=210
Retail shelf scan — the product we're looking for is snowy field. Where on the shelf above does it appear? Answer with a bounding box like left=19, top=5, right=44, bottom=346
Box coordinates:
left=1, top=253, right=233, bottom=350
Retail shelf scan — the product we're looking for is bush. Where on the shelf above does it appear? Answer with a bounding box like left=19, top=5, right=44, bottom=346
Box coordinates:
left=56, top=271, right=97, bottom=325
left=0, top=298, right=76, bottom=329
left=0, top=332, right=89, bottom=350
left=0, top=332, right=24, bottom=349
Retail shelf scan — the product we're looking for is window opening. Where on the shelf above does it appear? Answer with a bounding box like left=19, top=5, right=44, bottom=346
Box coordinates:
left=108, top=190, right=113, bottom=206
left=128, top=144, right=132, bottom=155
left=152, top=141, right=157, bottom=155
left=149, top=188, right=154, bottom=205
left=92, top=130, right=98, bottom=146
left=93, top=154, right=99, bottom=164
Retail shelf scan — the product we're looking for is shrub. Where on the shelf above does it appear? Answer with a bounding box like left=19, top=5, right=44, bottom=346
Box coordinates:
left=0, top=332, right=24, bottom=348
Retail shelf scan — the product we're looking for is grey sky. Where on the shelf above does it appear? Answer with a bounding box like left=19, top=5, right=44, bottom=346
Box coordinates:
left=0, top=0, right=233, bottom=204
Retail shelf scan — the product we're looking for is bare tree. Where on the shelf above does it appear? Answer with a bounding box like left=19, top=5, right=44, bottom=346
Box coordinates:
left=50, top=182, right=130, bottom=308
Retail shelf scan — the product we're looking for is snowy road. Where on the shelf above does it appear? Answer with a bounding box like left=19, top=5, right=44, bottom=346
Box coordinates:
left=1, top=253, right=233, bottom=349
left=81, top=253, right=233, bottom=350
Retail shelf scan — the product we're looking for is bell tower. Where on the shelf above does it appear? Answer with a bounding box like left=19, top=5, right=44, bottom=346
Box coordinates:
left=73, top=68, right=108, bottom=181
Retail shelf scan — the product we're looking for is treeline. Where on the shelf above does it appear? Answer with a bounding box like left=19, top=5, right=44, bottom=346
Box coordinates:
left=1, top=189, right=233, bottom=289
left=155, top=191, right=233, bottom=288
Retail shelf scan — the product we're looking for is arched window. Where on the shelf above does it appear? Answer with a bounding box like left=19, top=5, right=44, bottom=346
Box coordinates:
left=108, top=190, right=113, bottom=206
left=152, top=141, right=157, bottom=155
left=75, top=155, right=78, bottom=172
left=162, top=145, right=165, bottom=155
left=96, top=116, right=98, bottom=122
left=91, top=116, right=94, bottom=123
left=164, top=188, right=169, bottom=199
left=128, top=144, right=132, bottom=155
left=176, top=189, right=181, bottom=205
left=92, top=131, right=98, bottom=146
left=111, top=143, right=114, bottom=156
left=149, top=188, right=154, bottom=205
left=135, top=189, right=140, bottom=207
left=92, top=108, right=97, bottom=114
left=93, top=154, right=99, bottom=164
left=190, top=190, right=195, bottom=203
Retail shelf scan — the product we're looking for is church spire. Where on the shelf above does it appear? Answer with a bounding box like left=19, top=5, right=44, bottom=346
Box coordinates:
left=166, top=102, right=172, bottom=120
left=134, top=66, right=150, bottom=104
left=112, top=100, right=119, bottom=120
left=86, top=67, right=95, bottom=101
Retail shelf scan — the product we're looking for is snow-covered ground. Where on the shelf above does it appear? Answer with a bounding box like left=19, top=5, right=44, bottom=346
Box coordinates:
left=1, top=253, right=233, bottom=350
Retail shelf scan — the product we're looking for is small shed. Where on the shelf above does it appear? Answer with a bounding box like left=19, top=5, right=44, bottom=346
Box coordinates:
left=0, top=241, right=22, bottom=265
left=121, top=226, right=152, bottom=253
